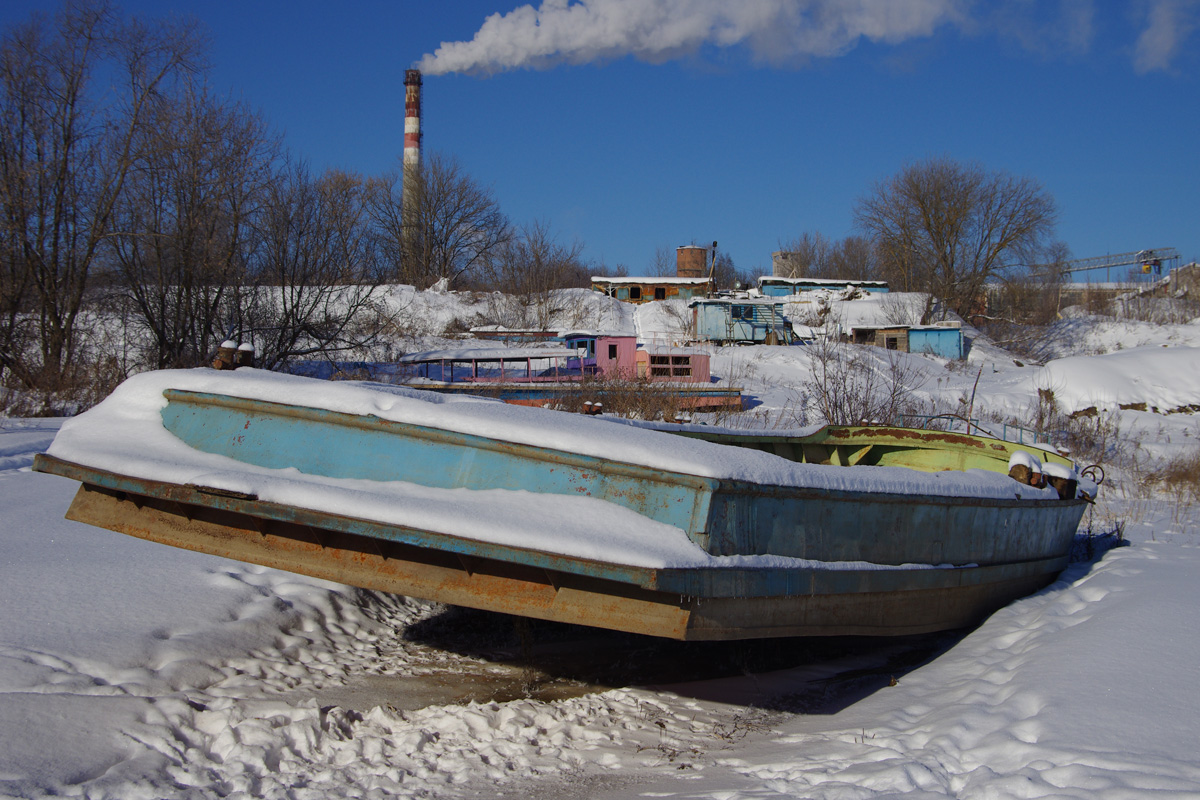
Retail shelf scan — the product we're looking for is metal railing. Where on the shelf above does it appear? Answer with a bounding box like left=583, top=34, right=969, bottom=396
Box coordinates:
left=893, top=413, right=1049, bottom=446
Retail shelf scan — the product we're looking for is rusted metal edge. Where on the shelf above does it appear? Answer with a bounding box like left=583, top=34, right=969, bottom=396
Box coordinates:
left=33, top=453, right=1068, bottom=601
left=713, top=473, right=1087, bottom=511
left=652, top=555, right=1070, bottom=598
left=160, top=389, right=1081, bottom=511
left=162, top=388, right=723, bottom=493
left=674, top=424, right=1072, bottom=468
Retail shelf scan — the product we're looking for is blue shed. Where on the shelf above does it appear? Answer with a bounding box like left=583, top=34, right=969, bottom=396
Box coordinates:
left=907, top=326, right=964, bottom=359
left=689, top=298, right=796, bottom=345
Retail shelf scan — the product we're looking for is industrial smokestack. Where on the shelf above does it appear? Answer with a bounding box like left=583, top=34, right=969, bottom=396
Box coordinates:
left=403, top=69, right=422, bottom=171
left=402, top=69, right=422, bottom=251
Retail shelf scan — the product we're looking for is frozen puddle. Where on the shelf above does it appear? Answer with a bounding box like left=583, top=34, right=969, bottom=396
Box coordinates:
left=283, top=658, right=605, bottom=712
left=279, top=603, right=961, bottom=715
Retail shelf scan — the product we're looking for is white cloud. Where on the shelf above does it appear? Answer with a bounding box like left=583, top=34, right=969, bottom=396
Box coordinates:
left=1133, top=0, right=1200, bottom=73
left=990, top=0, right=1096, bottom=58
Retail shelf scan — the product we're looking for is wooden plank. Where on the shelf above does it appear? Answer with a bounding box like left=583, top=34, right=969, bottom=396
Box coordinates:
left=65, top=483, right=695, bottom=640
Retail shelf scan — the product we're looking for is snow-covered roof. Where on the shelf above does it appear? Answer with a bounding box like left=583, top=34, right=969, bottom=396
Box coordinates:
left=398, top=347, right=582, bottom=363
left=760, top=276, right=889, bottom=287
left=558, top=330, right=635, bottom=340
left=468, top=325, right=557, bottom=335
left=640, top=344, right=708, bottom=355
left=688, top=296, right=790, bottom=306
left=591, top=276, right=713, bottom=285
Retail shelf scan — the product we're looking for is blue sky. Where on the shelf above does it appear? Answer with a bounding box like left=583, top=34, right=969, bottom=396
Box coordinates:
left=4, top=1, right=1197, bottom=279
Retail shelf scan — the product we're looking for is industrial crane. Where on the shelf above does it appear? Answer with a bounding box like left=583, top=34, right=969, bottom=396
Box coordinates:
left=1059, top=247, right=1180, bottom=278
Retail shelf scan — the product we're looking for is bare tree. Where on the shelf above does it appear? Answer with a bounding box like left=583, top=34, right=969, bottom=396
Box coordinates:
left=977, top=240, right=1070, bottom=353
left=484, top=220, right=586, bottom=330
left=775, top=232, right=832, bottom=278
left=827, top=235, right=877, bottom=280
left=0, top=1, right=202, bottom=392
left=854, top=157, right=1057, bottom=320
left=710, top=248, right=750, bottom=290
left=108, top=82, right=276, bottom=369
left=371, top=151, right=511, bottom=289
left=804, top=335, right=927, bottom=425
left=239, top=162, right=387, bottom=371
left=647, top=246, right=677, bottom=277
left=776, top=233, right=878, bottom=281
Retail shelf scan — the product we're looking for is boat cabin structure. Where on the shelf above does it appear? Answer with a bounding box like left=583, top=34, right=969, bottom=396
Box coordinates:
left=398, top=346, right=590, bottom=383
left=399, top=333, right=735, bottom=409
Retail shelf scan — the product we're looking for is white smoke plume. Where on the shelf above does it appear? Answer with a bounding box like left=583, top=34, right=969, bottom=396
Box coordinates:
left=417, top=0, right=970, bottom=75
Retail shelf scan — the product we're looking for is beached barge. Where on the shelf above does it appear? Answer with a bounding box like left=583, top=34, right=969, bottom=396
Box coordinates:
left=34, top=370, right=1092, bottom=641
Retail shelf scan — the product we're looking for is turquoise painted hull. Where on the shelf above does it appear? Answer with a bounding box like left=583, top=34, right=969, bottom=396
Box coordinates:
left=35, top=386, right=1090, bottom=640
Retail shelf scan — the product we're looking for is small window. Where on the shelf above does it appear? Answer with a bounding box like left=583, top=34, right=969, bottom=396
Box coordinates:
left=608, top=344, right=618, bottom=360
left=650, top=355, right=670, bottom=365
left=629, top=286, right=642, bottom=301
left=885, top=336, right=899, bottom=350
left=732, top=305, right=752, bottom=321
left=654, top=287, right=666, bottom=300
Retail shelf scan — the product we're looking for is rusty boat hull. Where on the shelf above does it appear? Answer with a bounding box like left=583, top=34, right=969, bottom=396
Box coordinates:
left=34, top=379, right=1091, bottom=641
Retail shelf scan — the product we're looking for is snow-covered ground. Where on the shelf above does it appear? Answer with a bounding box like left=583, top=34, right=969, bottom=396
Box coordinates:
left=2, top=289, right=1199, bottom=799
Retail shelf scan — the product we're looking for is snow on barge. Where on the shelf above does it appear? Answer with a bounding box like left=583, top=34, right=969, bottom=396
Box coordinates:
left=34, top=370, right=1094, bottom=641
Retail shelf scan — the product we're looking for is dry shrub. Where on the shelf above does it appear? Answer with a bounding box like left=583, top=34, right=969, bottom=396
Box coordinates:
left=804, top=337, right=928, bottom=426
left=1021, top=385, right=1124, bottom=465
left=440, top=315, right=477, bottom=337
left=1147, top=449, right=1200, bottom=508
left=1, top=357, right=128, bottom=417
left=1059, top=409, right=1124, bottom=464
left=551, top=376, right=685, bottom=422
left=1114, top=295, right=1200, bottom=325
left=328, top=365, right=378, bottom=382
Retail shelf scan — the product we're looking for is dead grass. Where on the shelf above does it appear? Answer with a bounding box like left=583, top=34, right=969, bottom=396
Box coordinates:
left=0, top=357, right=129, bottom=417
left=1143, top=449, right=1200, bottom=520
left=550, top=375, right=686, bottom=422
left=1021, top=385, right=1126, bottom=465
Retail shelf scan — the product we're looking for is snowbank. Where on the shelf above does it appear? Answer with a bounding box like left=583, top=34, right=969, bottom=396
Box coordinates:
left=1033, top=345, right=1200, bottom=413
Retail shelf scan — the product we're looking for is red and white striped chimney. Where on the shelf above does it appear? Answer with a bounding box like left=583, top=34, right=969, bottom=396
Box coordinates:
left=403, top=69, right=422, bottom=173
left=402, top=69, right=422, bottom=248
